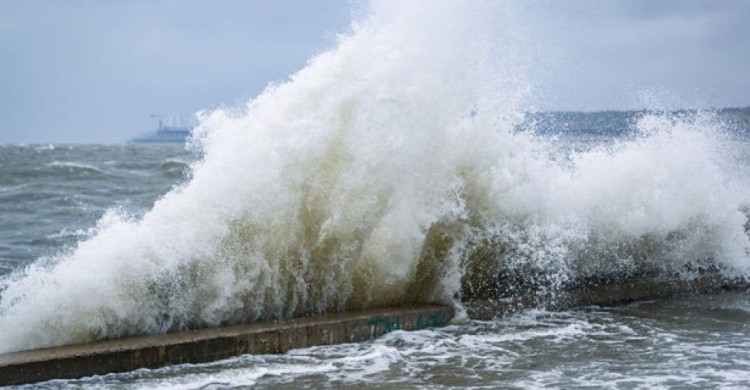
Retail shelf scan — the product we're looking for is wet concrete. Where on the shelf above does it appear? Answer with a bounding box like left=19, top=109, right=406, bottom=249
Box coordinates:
left=2, top=273, right=747, bottom=386
left=464, top=273, right=748, bottom=319
left=0, top=305, right=453, bottom=386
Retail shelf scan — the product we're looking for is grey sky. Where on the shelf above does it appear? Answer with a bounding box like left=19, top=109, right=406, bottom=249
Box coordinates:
left=1, top=0, right=749, bottom=143
left=520, top=0, right=750, bottom=112
left=0, top=0, right=352, bottom=143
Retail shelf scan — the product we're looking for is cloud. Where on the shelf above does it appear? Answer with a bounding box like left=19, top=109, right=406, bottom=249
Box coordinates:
left=519, top=0, right=750, bottom=111
left=0, top=0, right=748, bottom=142
left=0, top=0, right=351, bottom=143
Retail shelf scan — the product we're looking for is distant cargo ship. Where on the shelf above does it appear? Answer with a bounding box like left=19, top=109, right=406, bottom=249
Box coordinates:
left=130, top=126, right=191, bottom=144
left=130, top=114, right=194, bottom=144
left=129, top=108, right=750, bottom=144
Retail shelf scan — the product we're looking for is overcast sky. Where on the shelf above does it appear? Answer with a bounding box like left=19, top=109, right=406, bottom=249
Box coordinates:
left=1, top=0, right=749, bottom=144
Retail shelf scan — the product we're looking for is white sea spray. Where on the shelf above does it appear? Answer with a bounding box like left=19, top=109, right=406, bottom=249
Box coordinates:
left=0, top=0, right=748, bottom=353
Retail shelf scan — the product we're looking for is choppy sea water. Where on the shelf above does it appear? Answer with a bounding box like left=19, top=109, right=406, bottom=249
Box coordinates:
left=2, top=135, right=750, bottom=388
left=35, top=293, right=750, bottom=389
left=15, top=295, right=750, bottom=388
left=4, top=0, right=750, bottom=386
left=0, top=144, right=192, bottom=276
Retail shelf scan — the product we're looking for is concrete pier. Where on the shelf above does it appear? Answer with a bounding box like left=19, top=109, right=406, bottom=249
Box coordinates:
left=1, top=273, right=746, bottom=386
left=464, top=273, right=748, bottom=319
left=0, top=305, right=453, bottom=386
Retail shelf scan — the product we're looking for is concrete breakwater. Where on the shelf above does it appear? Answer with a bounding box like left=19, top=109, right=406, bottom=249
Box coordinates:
left=464, top=272, right=748, bottom=319
left=0, top=305, right=453, bottom=386
left=1, top=273, right=747, bottom=386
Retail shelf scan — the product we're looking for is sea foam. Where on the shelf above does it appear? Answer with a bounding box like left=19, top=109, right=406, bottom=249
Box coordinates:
left=0, top=0, right=748, bottom=353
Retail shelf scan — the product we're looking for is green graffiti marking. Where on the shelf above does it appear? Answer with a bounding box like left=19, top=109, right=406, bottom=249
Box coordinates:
left=416, top=310, right=448, bottom=329
left=351, top=310, right=449, bottom=337
left=416, top=314, right=425, bottom=329
left=428, top=311, right=448, bottom=326
left=366, top=316, right=402, bottom=334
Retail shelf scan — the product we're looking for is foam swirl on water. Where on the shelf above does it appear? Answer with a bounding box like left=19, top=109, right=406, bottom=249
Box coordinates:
left=0, top=0, right=748, bottom=353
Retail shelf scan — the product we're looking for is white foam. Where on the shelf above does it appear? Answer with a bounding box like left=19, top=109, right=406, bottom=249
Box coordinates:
left=1, top=0, right=749, bottom=354
left=48, top=161, right=107, bottom=174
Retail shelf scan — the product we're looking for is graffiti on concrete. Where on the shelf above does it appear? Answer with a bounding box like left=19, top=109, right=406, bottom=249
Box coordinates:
left=366, top=316, right=402, bottom=333
left=415, top=310, right=450, bottom=329
left=350, top=316, right=401, bottom=336
left=349, top=309, right=451, bottom=337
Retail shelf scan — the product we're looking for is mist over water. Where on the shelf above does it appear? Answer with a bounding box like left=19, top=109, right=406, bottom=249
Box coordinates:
left=1, top=0, right=750, bottom=357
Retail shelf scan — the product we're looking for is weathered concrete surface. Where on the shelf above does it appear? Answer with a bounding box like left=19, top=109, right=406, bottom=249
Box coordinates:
left=465, top=273, right=749, bottom=319
left=0, top=305, right=453, bottom=386
left=2, top=273, right=747, bottom=386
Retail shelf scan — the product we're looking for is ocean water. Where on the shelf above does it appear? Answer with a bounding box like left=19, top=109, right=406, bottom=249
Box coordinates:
left=19, top=294, right=750, bottom=389
left=3, top=122, right=750, bottom=389
left=3, top=0, right=750, bottom=387
left=0, top=145, right=193, bottom=277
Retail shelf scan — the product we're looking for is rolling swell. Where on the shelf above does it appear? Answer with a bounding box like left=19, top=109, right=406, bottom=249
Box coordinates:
left=1, top=0, right=750, bottom=354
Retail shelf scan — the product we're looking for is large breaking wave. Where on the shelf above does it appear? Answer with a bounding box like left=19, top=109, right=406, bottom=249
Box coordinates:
left=1, top=0, right=749, bottom=353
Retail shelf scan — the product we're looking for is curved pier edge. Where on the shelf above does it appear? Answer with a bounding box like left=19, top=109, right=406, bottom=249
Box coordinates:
left=464, top=273, right=749, bottom=319
left=1, top=274, right=747, bottom=386
left=0, top=305, right=453, bottom=387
